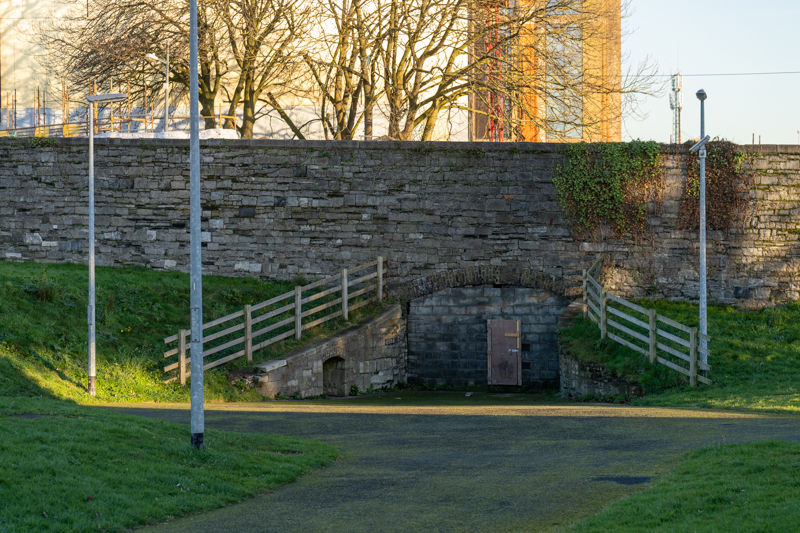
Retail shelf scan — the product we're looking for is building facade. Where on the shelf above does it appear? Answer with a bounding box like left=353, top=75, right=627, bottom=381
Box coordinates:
left=470, top=0, right=621, bottom=143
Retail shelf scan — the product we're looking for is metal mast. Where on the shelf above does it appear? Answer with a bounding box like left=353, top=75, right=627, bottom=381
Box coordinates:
left=189, top=0, right=204, bottom=450
left=669, top=73, right=682, bottom=143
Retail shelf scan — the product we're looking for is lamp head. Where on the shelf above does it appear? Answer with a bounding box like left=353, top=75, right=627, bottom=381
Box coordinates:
left=689, top=135, right=712, bottom=153
left=696, top=89, right=707, bottom=101
left=87, top=93, right=128, bottom=104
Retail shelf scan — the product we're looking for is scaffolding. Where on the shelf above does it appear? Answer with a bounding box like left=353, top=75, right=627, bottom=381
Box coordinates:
left=485, top=0, right=507, bottom=142
left=0, top=80, right=235, bottom=139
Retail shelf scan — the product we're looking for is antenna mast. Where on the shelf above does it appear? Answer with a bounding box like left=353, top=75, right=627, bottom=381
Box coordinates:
left=669, top=73, right=683, bottom=143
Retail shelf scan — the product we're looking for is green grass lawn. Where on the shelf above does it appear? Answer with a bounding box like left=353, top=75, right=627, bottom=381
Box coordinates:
left=562, top=299, right=800, bottom=532
left=0, top=396, right=337, bottom=533
left=0, top=262, right=352, bottom=532
left=565, top=440, right=800, bottom=533
left=560, top=299, right=800, bottom=413
left=0, top=261, right=382, bottom=403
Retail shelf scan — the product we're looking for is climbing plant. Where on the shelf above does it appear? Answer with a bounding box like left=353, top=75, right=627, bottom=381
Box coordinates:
left=678, top=140, right=755, bottom=232
left=553, top=140, right=663, bottom=239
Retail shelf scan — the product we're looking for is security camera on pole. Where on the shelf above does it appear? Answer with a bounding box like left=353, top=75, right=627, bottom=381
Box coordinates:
left=689, top=89, right=710, bottom=368
left=85, top=92, right=128, bottom=396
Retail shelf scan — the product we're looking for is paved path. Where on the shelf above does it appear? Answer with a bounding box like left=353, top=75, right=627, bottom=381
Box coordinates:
left=117, top=394, right=800, bottom=533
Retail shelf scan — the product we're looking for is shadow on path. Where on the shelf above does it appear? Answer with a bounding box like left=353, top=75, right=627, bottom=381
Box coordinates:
left=116, top=397, right=800, bottom=533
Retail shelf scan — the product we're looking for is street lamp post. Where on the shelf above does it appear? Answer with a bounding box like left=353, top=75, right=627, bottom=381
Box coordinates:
left=188, top=0, right=204, bottom=450
left=85, top=92, right=128, bottom=396
left=690, top=89, right=710, bottom=367
left=145, top=42, right=170, bottom=132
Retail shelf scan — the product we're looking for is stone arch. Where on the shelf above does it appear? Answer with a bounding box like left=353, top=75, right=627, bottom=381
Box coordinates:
left=399, top=265, right=571, bottom=389
left=390, top=264, right=569, bottom=304
left=322, top=356, right=346, bottom=397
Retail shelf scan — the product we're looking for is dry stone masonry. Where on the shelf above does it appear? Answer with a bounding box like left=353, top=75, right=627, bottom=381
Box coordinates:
left=0, top=138, right=798, bottom=308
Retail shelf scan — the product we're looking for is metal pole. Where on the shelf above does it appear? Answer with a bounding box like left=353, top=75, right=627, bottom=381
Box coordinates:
left=189, top=0, right=204, bottom=450
left=698, top=93, right=708, bottom=365
left=88, top=102, right=96, bottom=396
left=165, top=42, right=170, bottom=132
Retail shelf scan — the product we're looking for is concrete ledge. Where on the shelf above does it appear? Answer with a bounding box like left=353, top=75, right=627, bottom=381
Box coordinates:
left=256, top=359, right=287, bottom=372
left=29, top=137, right=800, bottom=154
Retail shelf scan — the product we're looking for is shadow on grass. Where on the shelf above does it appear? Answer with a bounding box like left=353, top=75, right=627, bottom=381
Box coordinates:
left=0, top=343, right=66, bottom=400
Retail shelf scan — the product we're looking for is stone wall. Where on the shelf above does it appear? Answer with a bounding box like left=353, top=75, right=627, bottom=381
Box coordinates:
left=556, top=302, right=642, bottom=398
left=0, top=138, right=798, bottom=307
left=407, top=286, right=568, bottom=388
left=255, top=304, right=406, bottom=398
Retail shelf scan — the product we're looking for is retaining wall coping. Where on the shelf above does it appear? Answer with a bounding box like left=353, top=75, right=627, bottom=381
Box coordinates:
left=33, top=137, right=800, bottom=155
left=256, top=359, right=287, bottom=372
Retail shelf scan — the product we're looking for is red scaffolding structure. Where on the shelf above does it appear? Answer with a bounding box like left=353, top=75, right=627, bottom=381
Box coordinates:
left=485, top=0, right=505, bottom=142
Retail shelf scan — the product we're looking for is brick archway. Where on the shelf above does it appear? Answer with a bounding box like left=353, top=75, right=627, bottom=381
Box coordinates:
left=390, top=264, right=569, bottom=303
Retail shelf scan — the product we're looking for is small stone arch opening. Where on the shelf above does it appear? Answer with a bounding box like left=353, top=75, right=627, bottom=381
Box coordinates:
left=322, top=356, right=347, bottom=397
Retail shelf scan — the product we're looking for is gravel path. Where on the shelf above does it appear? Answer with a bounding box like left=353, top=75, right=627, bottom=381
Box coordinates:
left=117, top=394, right=800, bottom=533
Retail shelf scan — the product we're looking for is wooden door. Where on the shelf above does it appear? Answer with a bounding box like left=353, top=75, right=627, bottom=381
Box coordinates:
left=487, top=320, right=521, bottom=386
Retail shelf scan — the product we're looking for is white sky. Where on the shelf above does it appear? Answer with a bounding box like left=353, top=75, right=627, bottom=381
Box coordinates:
left=621, top=0, right=800, bottom=145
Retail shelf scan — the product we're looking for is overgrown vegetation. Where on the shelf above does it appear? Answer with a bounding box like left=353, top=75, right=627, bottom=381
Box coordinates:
left=0, top=396, right=337, bottom=533
left=553, top=141, right=663, bottom=239
left=560, top=299, right=800, bottom=412
left=0, top=261, right=383, bottom=403
left=567, top=440, right=800, bottom=533
left=560, top=314, right=686, bottom=396
left=679, top=140, right=756, bottom=232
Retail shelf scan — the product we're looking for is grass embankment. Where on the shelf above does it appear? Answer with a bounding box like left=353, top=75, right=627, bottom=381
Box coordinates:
left=567, top=440, right=800, bottom=533
left=559, top=299, right=800, bottom=413
left=0, top=261, right=381, bottom=403
left=0, top=261, right=350, bottom=532
left=563, top=300, right=800, bottom=531
left=0, top=396, right=337, bottom=533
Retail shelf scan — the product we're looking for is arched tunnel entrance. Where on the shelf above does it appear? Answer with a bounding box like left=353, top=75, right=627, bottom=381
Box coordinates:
left=322, top=356, right=347, bottom=397
left=400, top=266, right=569, bottom=389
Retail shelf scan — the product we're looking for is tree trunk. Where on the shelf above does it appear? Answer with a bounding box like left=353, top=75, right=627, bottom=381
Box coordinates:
left=239, top=79, right=257, bottom=139
left=199, top=93, right=217, bottom=129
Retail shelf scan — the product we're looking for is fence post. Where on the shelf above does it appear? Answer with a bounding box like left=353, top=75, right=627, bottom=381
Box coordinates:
left=378, top=256, right=384, bottom=301
left=689, top=327, right=698, bottom=387
left=342, top=268, right=349, bottom=320
left=599, top=288, right=607, bottom=339
left=244, top=304, right=252, bottom=362
left=582, top=269, right=587, bottom=318
left=648, top=309, right=657, bottom=364
left=179, top=329, right=187, bottom=385
left=295, top=285, right=302, bottom=340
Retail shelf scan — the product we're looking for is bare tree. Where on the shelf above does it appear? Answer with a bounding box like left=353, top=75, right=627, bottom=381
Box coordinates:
left=215, top=0, right=309, bottom=138
left=32, top=0, right=657, bottom=140
left=368, top=0, right=658, bottom=141
left=32, top=0, right=229, bottom=129
left=301, top=0, right=384, bottom=140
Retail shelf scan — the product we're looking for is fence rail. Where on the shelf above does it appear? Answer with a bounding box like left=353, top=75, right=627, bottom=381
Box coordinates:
left=582, top=256, right=711, bottom=387
left=0, top=114, right=239, bottom=139
left=163, top=257, right=384, bottom=383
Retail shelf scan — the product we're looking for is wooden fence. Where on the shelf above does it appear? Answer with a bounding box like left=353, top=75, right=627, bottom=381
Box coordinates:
left=582, top=257, right=712, bottom=386
left=163, top=257, right=384, bottom=383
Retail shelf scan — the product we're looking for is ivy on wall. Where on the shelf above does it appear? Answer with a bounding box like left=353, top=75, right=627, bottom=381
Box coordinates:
left=553, top=140, right=663, bottom=239
left=678, top=140, right=755, bottom=232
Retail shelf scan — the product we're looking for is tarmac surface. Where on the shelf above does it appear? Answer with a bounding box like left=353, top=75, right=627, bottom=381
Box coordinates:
left=116, top=393, right=800, bottom=533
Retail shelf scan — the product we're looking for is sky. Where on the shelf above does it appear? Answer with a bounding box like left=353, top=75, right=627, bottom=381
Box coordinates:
left=621, top=0, right=800, bottom=145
